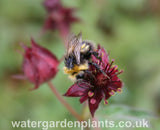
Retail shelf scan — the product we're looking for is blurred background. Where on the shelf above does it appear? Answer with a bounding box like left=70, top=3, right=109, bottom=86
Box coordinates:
left=0, top=0, right=160, bottom=129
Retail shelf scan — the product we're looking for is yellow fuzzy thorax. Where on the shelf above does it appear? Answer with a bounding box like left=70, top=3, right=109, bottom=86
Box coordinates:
left=64, top=63, right=88, bottom=74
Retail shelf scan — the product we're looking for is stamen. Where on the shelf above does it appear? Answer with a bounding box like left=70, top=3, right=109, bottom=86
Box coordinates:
left=116, top=70, right=123, bottom=75
left=113, top=65, right=118, bottom=69
left=90, top=98, right=96, bottom=104
left=111, top=70, right=123, bottom=77
left=109, top=65, right=117, bottom=74
left=88, top=91, right=94, bottom=97
left=108, top=86, right=117, bottom=91
left=117, top=88, right=122, bottom=93
left=104, top=63, right=108, bottom=71
left=118, top=70, right=123, bottom=74
left=107, top=59, right=114, bottom=71
left=110, top=59, right=115, bottom=67
left=109, top=90, right=115, bottom=96
left=104, top=100, right=108, bottom=105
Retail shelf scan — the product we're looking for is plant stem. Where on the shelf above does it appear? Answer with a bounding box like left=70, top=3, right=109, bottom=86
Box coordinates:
left=47, top=81, right=82, bottom=121
left=59, top=56, right=65, bottom=63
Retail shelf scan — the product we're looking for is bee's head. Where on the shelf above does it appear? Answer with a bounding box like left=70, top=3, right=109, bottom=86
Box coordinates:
left=65, top=56, right=75, bottom=69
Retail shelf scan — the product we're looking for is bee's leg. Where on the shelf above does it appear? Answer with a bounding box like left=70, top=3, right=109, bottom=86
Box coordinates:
left=76, top=70, right=95, bottom=81
left=75, top=73, right=87, bottom=89
left=76, top=71, right=94, bottom=82
left=91, top=51, right=102, bottom=61
left=76, top=72, right=84, bottom=79
left=84, top=70, right=96, bottom=81
left=88, top=62, right=110, bottom=80
left=76, top=71, right=95, bottom=89
left=76, top=80, right=89, bottom=89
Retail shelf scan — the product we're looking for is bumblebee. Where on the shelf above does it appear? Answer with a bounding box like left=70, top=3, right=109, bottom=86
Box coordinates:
left=64, top=32, right=105, bottom=82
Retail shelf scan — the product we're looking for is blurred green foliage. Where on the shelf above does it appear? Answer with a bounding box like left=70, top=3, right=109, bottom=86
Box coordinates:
left=0, top=0, right=160, bottom=129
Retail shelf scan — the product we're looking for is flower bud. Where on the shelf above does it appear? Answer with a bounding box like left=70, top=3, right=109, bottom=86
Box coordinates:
left=21, top=38, right=59, bottom=90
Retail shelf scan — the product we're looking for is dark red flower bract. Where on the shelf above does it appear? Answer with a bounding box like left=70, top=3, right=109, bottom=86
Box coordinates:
left=64, top=45, right=123, bottom=117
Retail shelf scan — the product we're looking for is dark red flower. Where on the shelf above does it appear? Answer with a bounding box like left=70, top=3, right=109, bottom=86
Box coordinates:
left=43, top=0, right=61, bottom=13
left=43, top=0, right=79, bottom=37
left=64, top=45, right=123, bottom=117
left=20, top=38, right=59, bottom=90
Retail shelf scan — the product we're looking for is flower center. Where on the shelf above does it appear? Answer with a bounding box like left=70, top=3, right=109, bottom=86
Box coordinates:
left=95, top=73, right=109, bottom=87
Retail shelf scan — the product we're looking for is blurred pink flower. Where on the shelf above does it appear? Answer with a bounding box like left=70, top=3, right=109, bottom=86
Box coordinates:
left=64, top=45, right=123, bottom=117
left=43, top=0, right=61, bottom=13
left=20, top=38, right=59, bottom=90
left=43, top=0, right=79, bottom=38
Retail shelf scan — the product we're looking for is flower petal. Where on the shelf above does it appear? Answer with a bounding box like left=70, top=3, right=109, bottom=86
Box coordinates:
left=79, top=93, right=88, bottom=103
left=110, top=80, right=123, bottom=90
left=99, top=47, right=109, bottom=65
left=43, top=16, right=56, bottom=31
left=88, top=89, right=104, bottom=117
left=64, top=82, right=90, bottom=97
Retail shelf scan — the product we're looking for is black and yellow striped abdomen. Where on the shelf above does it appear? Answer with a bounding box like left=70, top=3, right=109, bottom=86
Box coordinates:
left=64, top=63, right=88, bottom=82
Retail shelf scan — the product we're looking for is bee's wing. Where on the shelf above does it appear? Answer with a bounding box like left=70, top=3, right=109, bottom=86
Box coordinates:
left=74, top=32, right=82, bottom=65
left=66, top=33, right=77, bottom=55
left=77, top=32, right=82, bottom=43
left=66, top=32, right=82, bottom=64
